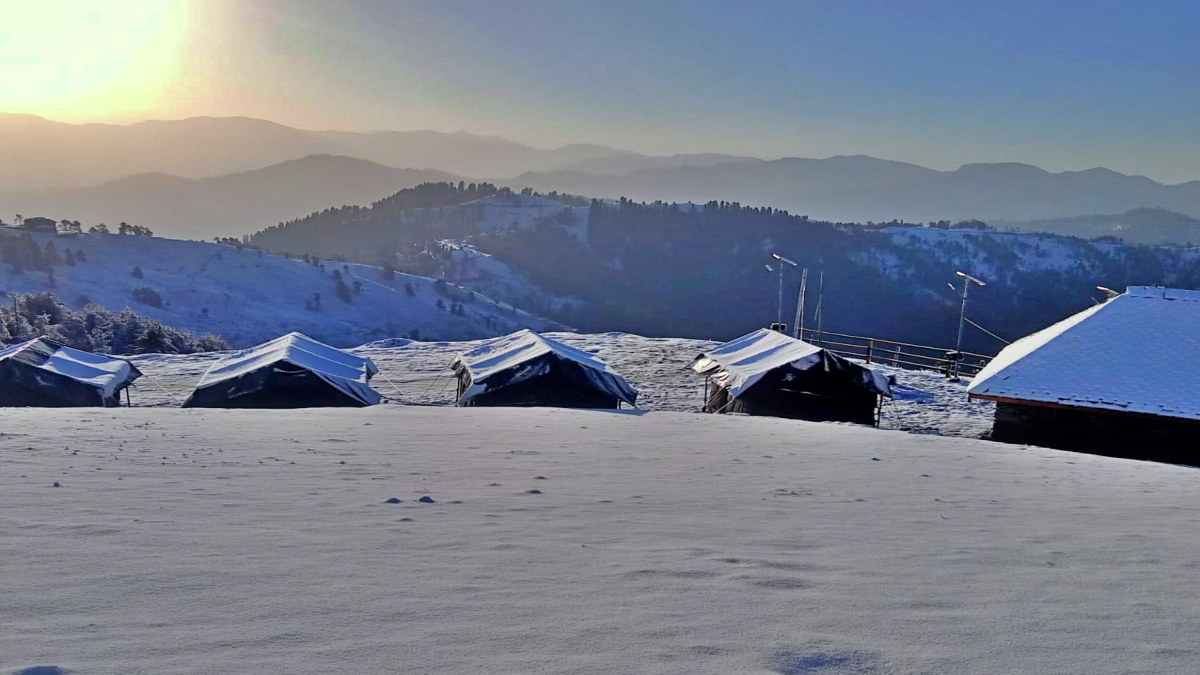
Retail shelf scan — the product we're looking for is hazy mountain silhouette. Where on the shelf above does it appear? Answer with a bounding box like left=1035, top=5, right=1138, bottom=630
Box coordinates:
left=0, top=114, right=748, bottom=190
left=0, top=155, right=459, bottom=238
left=1004, top=207, right=1200, bottom=246
left=512, top=157, right=1200, bottom=223
left=7, top=113, right=1200, bottom=234
left=0, top=114, right=342, bottom=190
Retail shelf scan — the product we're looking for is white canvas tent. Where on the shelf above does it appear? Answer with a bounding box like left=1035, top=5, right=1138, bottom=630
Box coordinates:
left=0, top=337, right=141, bottom=407
left=452, top=330, right=638, bottom=408
left=183, top=332, right=382, bottom=408
left=693, top=329, right=891, bottom=423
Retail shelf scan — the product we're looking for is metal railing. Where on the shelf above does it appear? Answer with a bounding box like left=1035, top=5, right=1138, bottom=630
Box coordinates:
left=800, top=328, right=992, bottom=377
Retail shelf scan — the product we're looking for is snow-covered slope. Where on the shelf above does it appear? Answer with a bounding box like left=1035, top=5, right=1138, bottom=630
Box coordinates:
left=2, top=404, right=1198, bottom=674
left=0, top=232, right=562, bottom=347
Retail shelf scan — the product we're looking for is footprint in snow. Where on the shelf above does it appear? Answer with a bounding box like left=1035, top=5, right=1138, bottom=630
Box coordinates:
left=768, top=649, right=878, bottom=674
left=418, top=496, right=435, bottom=504
left=14, top=667, right=68, bottom=675
left=383, top=498, right=402, bottom=504
left=526, top=489, right=543, bottom=494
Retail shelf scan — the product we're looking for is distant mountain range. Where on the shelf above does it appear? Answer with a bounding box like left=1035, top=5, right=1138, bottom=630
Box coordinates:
left=0, top=155, right=458, bottom=238
left=5, top=113, right=1200, bottom=240
left=0, top=113, right=748, bottom=190
left=511, top=157, right=1200, bottom=224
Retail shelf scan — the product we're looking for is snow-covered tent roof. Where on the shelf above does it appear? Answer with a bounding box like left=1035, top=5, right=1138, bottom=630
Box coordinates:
left=692, top=329, right=892, bottom=398
left=187, top=332, right=381, bottom=407
left=451, top=330, right=638, bottom=406
left=0, top=337, right=141, bottom=404
left=967, top=286, right=1200, bottom=420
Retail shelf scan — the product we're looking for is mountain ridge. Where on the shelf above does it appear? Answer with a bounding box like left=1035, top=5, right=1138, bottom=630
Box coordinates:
left=0, top=155, right=461, bottom=238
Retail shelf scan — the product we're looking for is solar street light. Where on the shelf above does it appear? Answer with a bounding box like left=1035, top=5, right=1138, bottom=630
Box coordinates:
left=950, top=270, right=986, bottom=380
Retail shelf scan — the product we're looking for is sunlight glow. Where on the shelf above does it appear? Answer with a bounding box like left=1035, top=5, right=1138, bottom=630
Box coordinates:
left=0, top=0, right=189, bottom=120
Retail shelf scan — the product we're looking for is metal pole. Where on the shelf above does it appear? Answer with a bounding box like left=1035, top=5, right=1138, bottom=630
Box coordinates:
left=953, top=281, right=969, bottom=380
left=815, top=270, right=824, bottom=345
left=777, top=263, right=784, bottom=327
left=794, top=268, right=808, bottom=339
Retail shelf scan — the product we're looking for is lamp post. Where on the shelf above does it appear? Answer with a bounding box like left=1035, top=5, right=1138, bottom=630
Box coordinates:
left=766, top=253, right=798, bottom=330
left=950, top=270, right=986, bottom=380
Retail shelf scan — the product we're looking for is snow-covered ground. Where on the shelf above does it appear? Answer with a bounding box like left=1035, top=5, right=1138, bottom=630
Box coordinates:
left=123, top=332, right=995, bottom=438
left=0, top=232, right=559, bottom=347
left=3, top=404, right=1199, bottom=675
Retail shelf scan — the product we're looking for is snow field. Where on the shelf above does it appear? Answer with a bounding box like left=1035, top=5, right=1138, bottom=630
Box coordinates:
left=2, top=406, right=1199, bottom=674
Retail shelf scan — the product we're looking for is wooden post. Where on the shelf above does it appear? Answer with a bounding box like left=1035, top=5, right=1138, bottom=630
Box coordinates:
left=866, top=339, right=873, bottom=364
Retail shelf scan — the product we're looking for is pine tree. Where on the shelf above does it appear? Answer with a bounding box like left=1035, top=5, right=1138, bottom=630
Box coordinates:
left=43, top=241, right=60, bottom=267
left=134, top=324, right=171, bottom=354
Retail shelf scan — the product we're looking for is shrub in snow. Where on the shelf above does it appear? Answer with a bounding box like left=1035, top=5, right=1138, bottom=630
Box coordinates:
left=0, top=291, right=229, bottom=354
left=131, top=286, right=163, bottom=308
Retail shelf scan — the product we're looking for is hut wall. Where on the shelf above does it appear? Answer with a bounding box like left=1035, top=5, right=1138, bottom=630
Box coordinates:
left=992, top=402, right=1200, bottom=465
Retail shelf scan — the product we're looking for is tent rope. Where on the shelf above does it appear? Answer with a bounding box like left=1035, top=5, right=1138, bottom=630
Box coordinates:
left=375, top=370, right=408, bottom=403
left=435, top=371, right=457, bottom=404
left=417, top=363, right=452, bottom=403
left=135, top=374, right=184, bottom=406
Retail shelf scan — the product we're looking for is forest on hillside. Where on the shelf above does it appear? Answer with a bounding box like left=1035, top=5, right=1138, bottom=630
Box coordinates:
left=244, top=183, right=1200, bottom=353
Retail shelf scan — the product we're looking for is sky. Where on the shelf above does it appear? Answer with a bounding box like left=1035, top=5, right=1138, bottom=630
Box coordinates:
left=2, top=0, right=1199, bottom=182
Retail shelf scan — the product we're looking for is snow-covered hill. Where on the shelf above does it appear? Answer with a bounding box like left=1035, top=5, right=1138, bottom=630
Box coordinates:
left=0, top=231, right=562, bottom=347
left=3, top=403, right=1198, bottom=674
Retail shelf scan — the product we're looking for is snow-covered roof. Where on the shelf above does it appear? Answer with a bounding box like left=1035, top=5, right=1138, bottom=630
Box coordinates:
left=451, top=329, right=638, bottom=406
left=0, top=337, right=141, bottom=400
left=967, top=286, right=1200, bottom=420
left=692, top=329, right=892, bottom=398
left=194, top=332, right=382, bottom=406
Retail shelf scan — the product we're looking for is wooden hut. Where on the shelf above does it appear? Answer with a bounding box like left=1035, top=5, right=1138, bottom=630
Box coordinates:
left=692, top=329, right=892, bottom=425
left=967, top=286, right=1200, bottom=464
